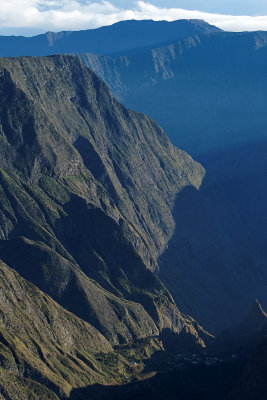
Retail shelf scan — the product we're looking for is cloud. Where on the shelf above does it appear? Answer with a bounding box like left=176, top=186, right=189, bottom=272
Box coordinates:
left=135, top=2, right=267, bottom=31
left=1, top=0, right=267, bottom=35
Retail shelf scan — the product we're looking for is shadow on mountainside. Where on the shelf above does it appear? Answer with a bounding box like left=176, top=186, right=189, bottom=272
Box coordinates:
left=67, top=356, right=243, bottom=400
left=159, top=141, right=267, bottom=334
left=67, top=301, right=267, bottom=400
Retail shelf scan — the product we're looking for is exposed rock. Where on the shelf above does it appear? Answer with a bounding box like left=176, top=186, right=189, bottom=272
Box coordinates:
left=0, top=55, right=206, bottom=344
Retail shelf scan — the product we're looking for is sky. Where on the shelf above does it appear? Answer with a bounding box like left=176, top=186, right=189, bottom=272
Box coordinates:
left=1, top=0, right=267, bottom=36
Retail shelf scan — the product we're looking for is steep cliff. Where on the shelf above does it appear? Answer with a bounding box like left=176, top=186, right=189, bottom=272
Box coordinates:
left=0, top=55, right=205, bottom=344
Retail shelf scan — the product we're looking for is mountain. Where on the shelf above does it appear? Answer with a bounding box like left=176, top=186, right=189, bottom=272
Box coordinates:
left=80, top=30, right=267, bottom=156
left=0, top=259, right=115, bottom=399
left=0, top=20, right=221, bottom=58
left=158, top=143, right=267, bottom=333
left=65, top=305, right=267, bottom=400
left=3, top=23, right=267, bottom=333
left=1, top=25, right=266, bottom=399
left=79, top=30, right=267, bottom=333
left=0, top=54, right=210, bottom=358
left=0, top=54, right=206, bottom=270
left=67, top=303, right=267, bottom=400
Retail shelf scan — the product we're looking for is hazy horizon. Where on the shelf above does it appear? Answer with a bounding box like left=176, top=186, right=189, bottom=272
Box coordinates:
left=1, top=0, right=267, bottom=36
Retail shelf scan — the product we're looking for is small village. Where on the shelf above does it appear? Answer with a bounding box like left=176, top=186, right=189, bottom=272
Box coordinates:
left=165, top=352, right=238, bottom=371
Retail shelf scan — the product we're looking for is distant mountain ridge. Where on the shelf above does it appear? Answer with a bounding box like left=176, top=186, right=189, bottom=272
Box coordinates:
left=79, top=29, right=267, bottom=156
left=1, top=18, right=267, bottom=335
left=0, top=21, right=267, bottom=400
left=77, top=28, right=267, bottom=333
left=0, top=19, right=221, bottom=57
left=1, top=19, right=267, bottom=334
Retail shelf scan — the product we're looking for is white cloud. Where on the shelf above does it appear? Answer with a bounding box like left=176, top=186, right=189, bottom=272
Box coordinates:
left=1, top=0, right=267, bottom=35
left=135, top=2, right=267, bottom=31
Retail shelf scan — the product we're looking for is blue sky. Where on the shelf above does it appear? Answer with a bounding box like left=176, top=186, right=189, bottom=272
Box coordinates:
left=1, top=0, right=267, bottom=36
left=108, top=1, right=267, bottom=15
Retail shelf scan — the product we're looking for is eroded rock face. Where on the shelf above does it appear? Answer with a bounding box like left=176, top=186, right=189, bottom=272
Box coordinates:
left=0, top=55, right=206, bottom=347
left=0, top=55, right=204, bottom=269
left=0, top=259, right=114, bottom=399
left=78, top=31, right=267, bottom=333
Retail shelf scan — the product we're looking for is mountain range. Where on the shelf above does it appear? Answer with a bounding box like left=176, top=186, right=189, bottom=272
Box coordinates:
left=0, top=54, right=212, bottom=398
left=0, top=18, right=267, bottom=399
left=0, top=19, right=220, bottom=58
left=80, top=30, right=267, bottom=156
left=75, top=23, right=267, bottom=333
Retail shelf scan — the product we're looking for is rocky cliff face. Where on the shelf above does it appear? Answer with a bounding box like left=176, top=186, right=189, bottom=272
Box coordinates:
left=158, top=143, right=267, bottom=333
left=0, top=260, right=115, bottom=399
left=0, top=54, right=212, bottom=398
left=0, top=55, right=204, bottom=269
left=0, top=55, right=207, bottom=347
left=79, top=31, right=267, bottom=333
left=3, top=24, right=267, bottom=336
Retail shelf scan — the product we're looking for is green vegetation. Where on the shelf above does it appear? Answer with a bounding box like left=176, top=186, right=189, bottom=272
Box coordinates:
left=0, top=260, right=114, bottom=397
left=0, top=55, right=208, bottom=397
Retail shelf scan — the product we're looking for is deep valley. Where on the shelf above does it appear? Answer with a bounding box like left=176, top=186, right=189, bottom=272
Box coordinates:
left=0, top=18, right=266, bottom=400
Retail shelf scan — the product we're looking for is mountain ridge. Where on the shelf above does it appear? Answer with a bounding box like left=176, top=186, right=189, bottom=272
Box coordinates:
left=0, top=259, right=115, bottom=399
left=79, top=29, right=267, bottom=155
left=0, top=22, right=266, bottom=400
left=77, top=28, right=267, bottom=332
left=0, top=55, right=207, bottom=346
left=0, top=19, right=221, bottom=57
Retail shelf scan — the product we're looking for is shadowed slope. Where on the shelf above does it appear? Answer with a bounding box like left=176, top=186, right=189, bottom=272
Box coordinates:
left=227, top=337, right=267, bottom=400
left=159, top=144, right=267, bottom=332
left=81, top=30, right=267, bottom=156
left=0, top=260, right=117, bottom=399
left=0, top=55, right=206, bottom=346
